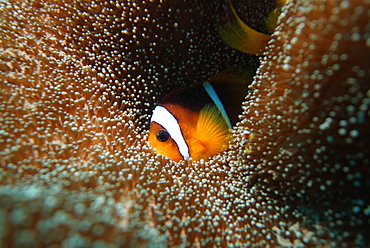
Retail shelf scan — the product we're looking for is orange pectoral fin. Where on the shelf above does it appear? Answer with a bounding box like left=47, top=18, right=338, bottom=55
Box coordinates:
left=192, top=104, right=231, bottom=160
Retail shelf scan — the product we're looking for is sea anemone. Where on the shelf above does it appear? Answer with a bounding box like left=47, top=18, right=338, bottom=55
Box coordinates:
left=240, top=0, right=370, bottom=245
left=0, top=0, right=369, bottom=247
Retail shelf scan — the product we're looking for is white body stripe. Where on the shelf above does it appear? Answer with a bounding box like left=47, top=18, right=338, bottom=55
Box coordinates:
left=151, top=106, right=190, bottom=159
left=202, top=81, right=232, bottom=128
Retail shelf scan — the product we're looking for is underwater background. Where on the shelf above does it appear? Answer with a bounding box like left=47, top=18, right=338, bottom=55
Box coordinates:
left=0, top=0, right=369, bottom=247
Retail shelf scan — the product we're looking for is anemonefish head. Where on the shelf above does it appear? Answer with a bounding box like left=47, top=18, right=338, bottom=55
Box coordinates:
left=149, top=103, right=231, bottom=161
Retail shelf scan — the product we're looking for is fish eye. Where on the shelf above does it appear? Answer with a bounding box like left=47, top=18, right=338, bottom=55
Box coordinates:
left=156, top=129, right=170, bottom=142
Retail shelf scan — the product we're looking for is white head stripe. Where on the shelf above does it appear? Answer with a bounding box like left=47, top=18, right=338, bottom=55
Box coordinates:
left=202, top=82, right=232, bottom=128
left=151, top=106, right=190, bottom=159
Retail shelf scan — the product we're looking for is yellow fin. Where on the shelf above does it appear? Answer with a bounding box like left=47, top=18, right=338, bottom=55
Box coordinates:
left=265, top=0, right=287, bottom=33
left=218, top=0, right=271, bottom=55
left=194, top=104, right=231, bottom=159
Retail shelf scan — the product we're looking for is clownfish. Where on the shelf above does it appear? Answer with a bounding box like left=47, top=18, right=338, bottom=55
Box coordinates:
left=149, top=0, right=286, bottom=161
left=149, top=65, right=254, bottom=161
